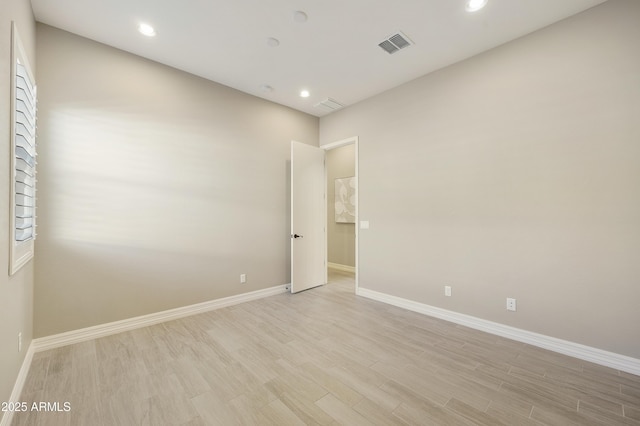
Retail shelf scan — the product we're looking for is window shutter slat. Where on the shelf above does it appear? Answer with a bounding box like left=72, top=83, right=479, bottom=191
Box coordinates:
left=15, top=206, right=34, bottom=218
left=16, top=170, right=34, bottom=186
left=15, top=228, right=33, bottom=242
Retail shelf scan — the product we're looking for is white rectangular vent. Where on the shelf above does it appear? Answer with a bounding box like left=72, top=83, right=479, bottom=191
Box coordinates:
left=314, top=98, right=343, bottom=111
left=378, top=31, right=413, bottom=54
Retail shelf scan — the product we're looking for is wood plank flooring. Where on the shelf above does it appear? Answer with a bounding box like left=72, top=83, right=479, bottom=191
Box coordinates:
left=12, top=269, right=640, bottom=425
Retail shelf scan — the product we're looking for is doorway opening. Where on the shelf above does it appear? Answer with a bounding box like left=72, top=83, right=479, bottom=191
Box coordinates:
left=323, top=137, right=358, bottom=293
left=290, top=136, right=358, bottom=294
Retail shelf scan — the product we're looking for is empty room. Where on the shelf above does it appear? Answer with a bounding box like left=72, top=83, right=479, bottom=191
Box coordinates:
left=1, top=0, right=639, bottom=424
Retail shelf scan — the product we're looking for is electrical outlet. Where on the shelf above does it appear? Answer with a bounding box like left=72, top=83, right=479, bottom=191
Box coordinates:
left=444, top=286, right=452, bottom=297
left=240, top=274, right=246, bottom=283
left=506, top=298, right=517, bottom=311
left=18, top=332, right=22, bottom=352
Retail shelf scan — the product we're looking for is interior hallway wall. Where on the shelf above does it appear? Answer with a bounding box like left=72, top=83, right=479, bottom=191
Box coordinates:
left=326, top=144, right=356, bottom=268
left=34, top=24, right=318, bottom=337
left=320, top=0, right=640, bottom=358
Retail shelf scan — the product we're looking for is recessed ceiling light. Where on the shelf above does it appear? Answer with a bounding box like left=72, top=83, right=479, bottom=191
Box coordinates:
left=266, top=37, right=280, bottom=47
left=138, top=22, right=156, bottom=37
left=465, top=0, right=488, bottom=12
left=293, top=11, right=308, bottom=23
left=300, top=90, right=310, bottom=98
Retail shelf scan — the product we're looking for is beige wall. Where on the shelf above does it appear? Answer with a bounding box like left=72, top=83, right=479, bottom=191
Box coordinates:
left=320, top=0, right=640, bottom=358
left=326, top=145, right=356, bottom=267
left=0, top=0, right=35, bottom=409
left=34, top=24, right=318, bottom=337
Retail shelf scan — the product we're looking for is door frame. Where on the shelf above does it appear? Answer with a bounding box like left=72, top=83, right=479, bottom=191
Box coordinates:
left=321, top=136, right=359, bottom=293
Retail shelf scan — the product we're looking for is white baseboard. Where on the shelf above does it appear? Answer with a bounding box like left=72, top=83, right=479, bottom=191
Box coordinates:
left=328, top=262, right=356, bottom=273
left=32, top=284, right=289, bottom=353
left=0, top=343, right=35, bottom=426
left=357, top=287, right=640, bottom=376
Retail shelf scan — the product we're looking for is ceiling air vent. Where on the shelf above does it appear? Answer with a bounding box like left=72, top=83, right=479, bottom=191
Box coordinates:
left=378, top=31, right=413, bottom=54
left=314, top=98, right=343, bottom=111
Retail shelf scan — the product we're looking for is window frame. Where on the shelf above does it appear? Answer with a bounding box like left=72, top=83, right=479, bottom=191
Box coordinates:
left=9, top=22, right=37, bottom=275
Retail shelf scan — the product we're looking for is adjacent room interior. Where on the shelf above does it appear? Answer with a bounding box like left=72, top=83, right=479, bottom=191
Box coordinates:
left=2, top=0, right=639, bottom=424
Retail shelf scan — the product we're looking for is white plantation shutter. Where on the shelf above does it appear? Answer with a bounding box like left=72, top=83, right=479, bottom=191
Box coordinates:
left=10, top=23, right=37, bottom=275
left=14, top=62, right=37, bottom=241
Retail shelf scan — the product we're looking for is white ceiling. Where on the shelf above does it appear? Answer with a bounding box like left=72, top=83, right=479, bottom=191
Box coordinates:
left=31, top=0, right=607, bottom=117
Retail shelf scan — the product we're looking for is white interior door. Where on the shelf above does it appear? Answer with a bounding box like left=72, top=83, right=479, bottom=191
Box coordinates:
left=291, top=141, right=326, bottom=293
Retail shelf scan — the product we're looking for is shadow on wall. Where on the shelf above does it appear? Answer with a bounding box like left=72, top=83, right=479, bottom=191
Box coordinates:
left=34, top=103, right=292, bottom=337
left=45, top=105, right=263, bottom=254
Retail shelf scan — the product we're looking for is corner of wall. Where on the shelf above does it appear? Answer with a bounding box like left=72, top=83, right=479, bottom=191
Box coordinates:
left=0, top=0, right=36, bottom=413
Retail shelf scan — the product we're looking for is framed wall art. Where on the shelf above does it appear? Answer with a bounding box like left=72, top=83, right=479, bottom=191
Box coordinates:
left=334, top=177, right=355, bottom=223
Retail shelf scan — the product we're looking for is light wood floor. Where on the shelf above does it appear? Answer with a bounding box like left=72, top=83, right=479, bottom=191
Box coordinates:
left=13, top=269, right=640, bottom=425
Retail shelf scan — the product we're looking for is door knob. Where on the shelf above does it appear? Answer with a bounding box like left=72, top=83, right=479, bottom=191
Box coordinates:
left=292, top=234, right=303, bottom=239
